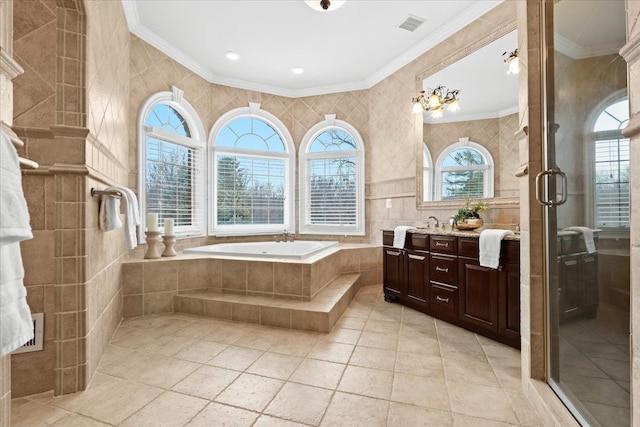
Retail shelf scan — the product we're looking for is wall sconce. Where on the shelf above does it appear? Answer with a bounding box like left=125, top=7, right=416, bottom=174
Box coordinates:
left=304, top=0, right=345, bottom=11
left=411, top=85, right=460, bottom=118
left=503, top=49, right=519, bottom=75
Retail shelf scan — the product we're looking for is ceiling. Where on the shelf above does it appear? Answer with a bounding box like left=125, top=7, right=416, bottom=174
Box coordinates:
left=122, top=0, right=503, bottom=98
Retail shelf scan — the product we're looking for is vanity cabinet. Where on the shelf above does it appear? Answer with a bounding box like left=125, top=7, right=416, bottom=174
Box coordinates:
left=382, top=231, right=520, bottom=349
left=558, top=233, right=599, bottom=322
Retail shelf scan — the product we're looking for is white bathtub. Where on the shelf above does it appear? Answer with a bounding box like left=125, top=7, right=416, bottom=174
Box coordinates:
left=183, top=240, right=339, bottom=259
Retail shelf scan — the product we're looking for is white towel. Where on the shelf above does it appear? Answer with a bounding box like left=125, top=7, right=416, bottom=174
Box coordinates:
left=0, top=131, right=33, bottom=244
left=563, top=226, right=596, bottom=254
left=479, top=229, right=514, bottom=269
left=0, top=131, right=34, bottom=356
left=108, top=186, right=140, bottom=250
left=98, top=194, right=123, bottom=231
left=393, top=226, right=415, bottom=249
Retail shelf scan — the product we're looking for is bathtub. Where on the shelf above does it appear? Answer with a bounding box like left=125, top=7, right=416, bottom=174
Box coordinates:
left=183, top=240, right=339, bottom=259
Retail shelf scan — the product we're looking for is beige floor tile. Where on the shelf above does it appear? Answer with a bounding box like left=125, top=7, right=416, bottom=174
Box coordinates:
left=109, top=326, right=159, bottom=349
left=364, top=319, right=401, bottom=334
left=10, top=399, right=69, bottom=427
left=202, top=323, right=251, bottom=344
left=333, top=316, right=367, bottom=330
left=207, top=345, right=264, bottom=371
left=401, top=307, right=437, bottom=325
left=357, top=330, right=398, bottom=350
left=337, top=365, right=394, bottom=400
left=452, top=413, right=520, bottom=427
left=137, top=334, right=197, bottom=356
left=264, top=382, right=333, bottom=425
left=308, top=341, right=354, bottom=364
left=289, top=358, right=346, bottom=390
left=394, top=351, right=444, bottom=379
left=215, top=373, right=284, bottom=412
left=447, top=381, right=519, bottom=424
left=234, top=331, right=277, bottom=351
left=120, top=391, right=208, bottom=427
left=320, top=392, right=389, bottom=427
left=97, top=350, right=167, bottom=380
left=388, top=402, right=454, bottom=427
left=369, top=303, right=403, bottom=322
left=95, top=344, right=136, bottom=369
left=186, top=402, right=259, bottom=427
left=253, top=415, right=308, bottom=426
left=47, top=413, right=112, bottom=426
left=507, top=392, right=543, bottom=427
left=136, top=356, right=201, bottom=389
left=349, top=346, right=396, bottom=371
left=391, top=372, right=450, bottom=411
left=320, top=327, right=362, bottom=345
left=172, top=365, right=240, bottom=400
left=246, top=352, right=304, bottom=380
left=341, top=305, right=372, bottom=319
left=269, top=334, right=318, bottom=357
left=444, top=358, right=501, bottom=388
left=397, top=335, right=440, bottom=355
left=173, top=340, right=228, bottom=363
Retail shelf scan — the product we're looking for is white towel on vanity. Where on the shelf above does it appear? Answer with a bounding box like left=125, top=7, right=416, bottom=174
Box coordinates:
left=479, top=229, right=514, bottom=269
left=393, top=226, right=415, bottom=249
left=108, top=186, right=140, bottom=250
left=563, top=226, right=596, bottom=254
left=0, top=130, right=34, bottom=356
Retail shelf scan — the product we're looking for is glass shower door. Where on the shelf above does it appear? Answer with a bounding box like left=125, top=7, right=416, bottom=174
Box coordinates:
left=543, top=1, right=630, bottom=426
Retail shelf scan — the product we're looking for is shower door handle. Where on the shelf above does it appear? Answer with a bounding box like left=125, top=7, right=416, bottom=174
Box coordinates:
left=535, top=169, right=568, bottom=206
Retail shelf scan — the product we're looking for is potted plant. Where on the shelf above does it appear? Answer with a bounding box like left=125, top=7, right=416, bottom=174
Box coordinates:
left=452, top=199, right=489, bottom=230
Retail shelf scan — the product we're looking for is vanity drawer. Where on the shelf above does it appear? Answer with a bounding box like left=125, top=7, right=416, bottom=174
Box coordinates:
left=383, top=231, right=394, bottom=246
left=430, top=283, right=458, bottom=318
left=430, top=254, right=457, bottom=285
left=458, top=237, right=479, bottom=258
left=407, top=233, right=429, bottom=250
left=430, top=235, right=457, bottom=255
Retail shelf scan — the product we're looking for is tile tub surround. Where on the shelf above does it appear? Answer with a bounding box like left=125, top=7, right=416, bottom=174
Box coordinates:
left=122, top=244, right=382, bottom=317
left=11, top=285, right=542, bottom=427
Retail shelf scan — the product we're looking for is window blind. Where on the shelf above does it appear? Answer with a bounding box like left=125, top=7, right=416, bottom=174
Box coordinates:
left=307, top=157, right=357, bottom=226
left=594, top=137, right=629, bottom=227
left=441, top=170, right=485, bottom=200
left=145, top=135, right=204, bottom=234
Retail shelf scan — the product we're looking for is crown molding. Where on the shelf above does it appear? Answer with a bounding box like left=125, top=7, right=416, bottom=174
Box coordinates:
left=424, top=105, right=518, bottom=124
left=555, top=33, right=621, bottom=60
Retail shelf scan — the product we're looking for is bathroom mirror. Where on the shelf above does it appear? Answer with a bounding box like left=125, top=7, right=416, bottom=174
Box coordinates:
left=416, top=23, right=520, bottom=209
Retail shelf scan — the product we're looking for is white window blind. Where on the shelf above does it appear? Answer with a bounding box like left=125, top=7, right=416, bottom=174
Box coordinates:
left=594, top=137, right=629, bottom=227
left=440, top=148, right=487, bottom=200
left=307, top=157, right=357, bottom=226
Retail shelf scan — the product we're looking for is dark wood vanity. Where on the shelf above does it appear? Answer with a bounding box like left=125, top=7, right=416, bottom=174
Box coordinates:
left=382, top=230, right=521, bottom=349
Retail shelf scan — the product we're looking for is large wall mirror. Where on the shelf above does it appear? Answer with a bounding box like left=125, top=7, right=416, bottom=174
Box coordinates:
left=416, top=22, right=520, bottom=209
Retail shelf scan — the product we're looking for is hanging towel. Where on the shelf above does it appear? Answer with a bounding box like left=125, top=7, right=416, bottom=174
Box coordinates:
left=393, top=226, right=415, bottom=249
left=0, top=132, right=32, bottom=244
left=479, top=229, right=514, bottom=269
left=108, top=186, right=140, bottom=250
left=563, top=226, right=596, bottom=254
left=0, top=130, right=34, bottom=356
left=98, top=193, right=123, bottom=231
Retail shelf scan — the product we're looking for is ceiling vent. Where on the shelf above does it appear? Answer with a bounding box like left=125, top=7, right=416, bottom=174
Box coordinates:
left=398, top=15, right=426, bottom=32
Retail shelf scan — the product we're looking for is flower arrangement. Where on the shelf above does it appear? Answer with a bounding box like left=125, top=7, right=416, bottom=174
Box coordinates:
left=452, top=199, right=489, bottom=229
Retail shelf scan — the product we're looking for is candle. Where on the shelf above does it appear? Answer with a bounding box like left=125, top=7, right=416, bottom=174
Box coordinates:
left=146, top=213, right=158, bottom=232
left=164, top=219, right=174, bottom=236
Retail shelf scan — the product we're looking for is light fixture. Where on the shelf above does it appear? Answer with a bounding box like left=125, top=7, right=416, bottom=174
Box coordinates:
left=292, top=66, right=305, bottom=75
left=411, top=85, right=460, bottom=118
left=503, top=49, right=519, bottom=75
left=304, top=0, right=345, bottom=12
left=225, top=51, right=240, bottom=61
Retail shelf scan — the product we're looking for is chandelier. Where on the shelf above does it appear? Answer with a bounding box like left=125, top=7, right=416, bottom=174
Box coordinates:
left=503, top=49, right=519, bottom=75
left=411, top=86, right=460, bottom=118
left=304, top=0, right=346, bottom=12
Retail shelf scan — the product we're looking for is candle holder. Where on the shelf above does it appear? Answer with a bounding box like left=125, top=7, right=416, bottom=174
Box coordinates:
left=162, top=235, right=177, bottom=257
left=144, top=231, right=163, bottom=259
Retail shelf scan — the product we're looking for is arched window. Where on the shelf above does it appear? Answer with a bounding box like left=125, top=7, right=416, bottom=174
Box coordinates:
left=210, top=103, right=295, bottom=235
left=299, top=116, right=365, bottom=235
left=423, top=144, right=433, bottom=202
left=435, top=138, right=493, bottom=200
left=138, top=87, right=206, bottom=241
left=592, top=97, right=629, bottom=228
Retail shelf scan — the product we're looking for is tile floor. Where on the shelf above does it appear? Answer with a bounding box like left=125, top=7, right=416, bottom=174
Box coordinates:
left=11, top=285, right=542, bottom=426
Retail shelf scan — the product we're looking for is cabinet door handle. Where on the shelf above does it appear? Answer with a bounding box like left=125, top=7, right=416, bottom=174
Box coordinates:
left=436, top=295, right=449, bottom=303
left=435, top=266, right=449, bottom=273
left=408, top=254, right=425, bottom=261
left=435, top=242, right=449, bottom=247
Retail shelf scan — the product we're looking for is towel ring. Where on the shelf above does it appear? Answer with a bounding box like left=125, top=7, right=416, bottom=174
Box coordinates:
left=90, top=188, right=122, bottom=199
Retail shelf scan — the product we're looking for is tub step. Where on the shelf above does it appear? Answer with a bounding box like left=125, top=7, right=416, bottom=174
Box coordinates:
left=174, top=273, right=360, bottom=333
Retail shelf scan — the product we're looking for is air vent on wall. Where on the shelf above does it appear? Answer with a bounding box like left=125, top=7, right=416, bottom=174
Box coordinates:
left=398, top=15, right=426, bottom=32
left=12, top=313, right=44, bottom=354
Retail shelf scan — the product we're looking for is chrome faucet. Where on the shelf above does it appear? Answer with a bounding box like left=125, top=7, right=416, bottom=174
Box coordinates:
left=428, top=216, right=439, bottom=228
left=281, top=229, right=294, bottom=242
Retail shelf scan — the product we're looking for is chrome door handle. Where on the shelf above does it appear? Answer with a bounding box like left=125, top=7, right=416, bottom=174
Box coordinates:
left=535, top=169, right=568, bottom=206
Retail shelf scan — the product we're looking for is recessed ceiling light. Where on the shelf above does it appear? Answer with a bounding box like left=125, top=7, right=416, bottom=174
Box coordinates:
left=292, top=67, right=305, bottom=75
left=225, top=51, right=240, bottom=61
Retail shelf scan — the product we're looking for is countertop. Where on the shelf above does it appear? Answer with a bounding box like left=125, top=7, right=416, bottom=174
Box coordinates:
left=383, top=228, right=521, bottom=241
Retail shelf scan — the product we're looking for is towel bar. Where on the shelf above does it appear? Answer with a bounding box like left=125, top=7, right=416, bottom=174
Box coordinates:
left=90, top=188, right=122, bottom=199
